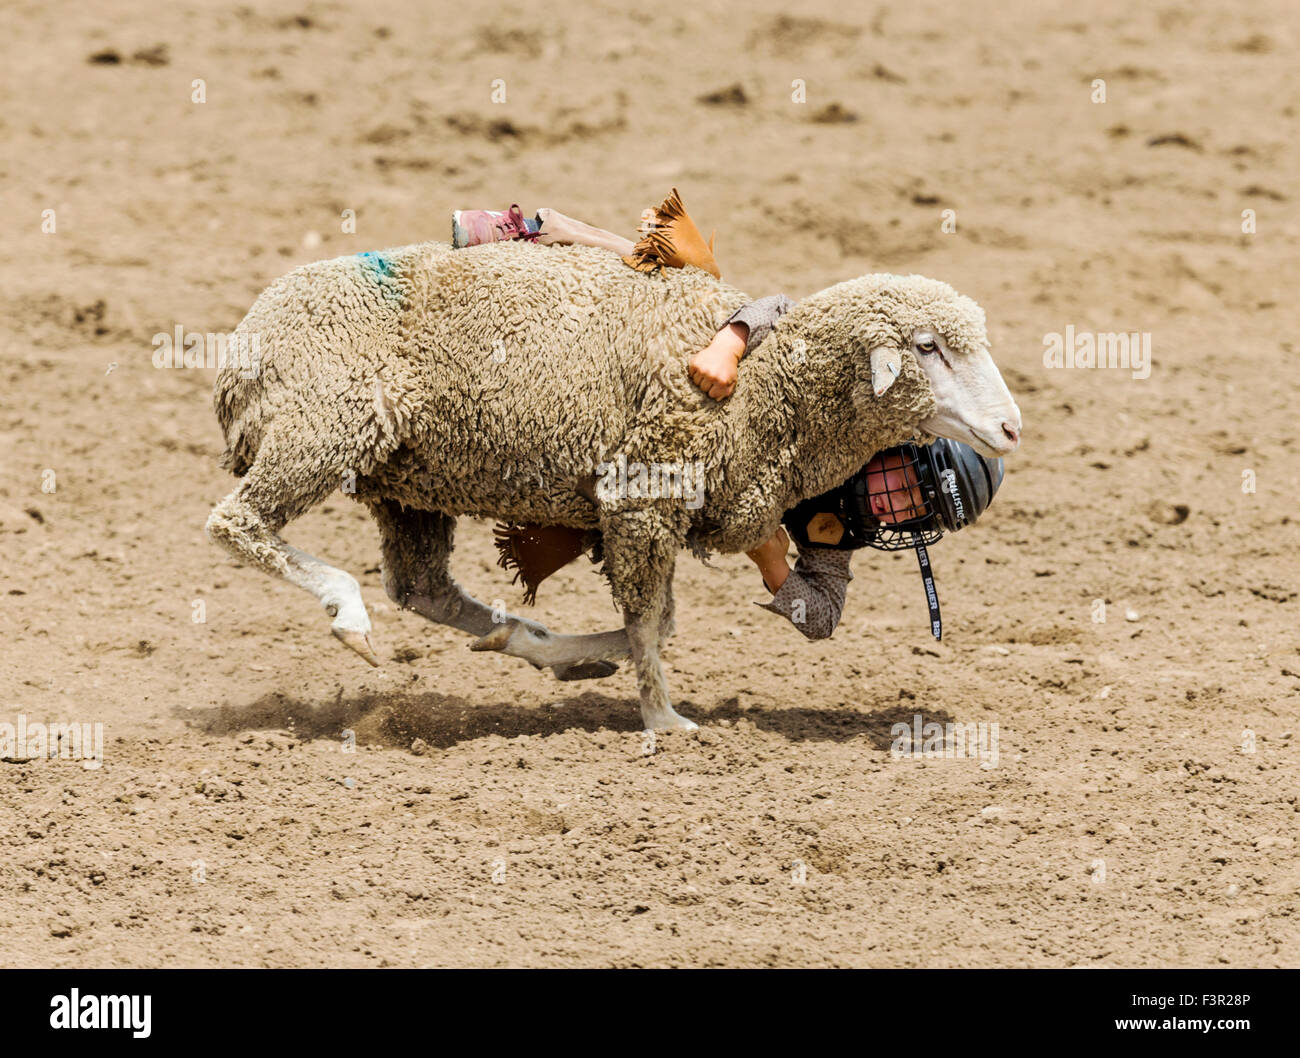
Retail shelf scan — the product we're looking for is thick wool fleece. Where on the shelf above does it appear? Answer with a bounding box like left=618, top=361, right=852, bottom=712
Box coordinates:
left=213, top=241, right=985, bottom=612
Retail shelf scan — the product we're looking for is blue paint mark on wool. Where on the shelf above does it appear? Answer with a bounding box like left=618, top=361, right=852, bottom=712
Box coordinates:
left=357, top=250, right=393, bottom=278
left=356, top=250, right=404, bottom=303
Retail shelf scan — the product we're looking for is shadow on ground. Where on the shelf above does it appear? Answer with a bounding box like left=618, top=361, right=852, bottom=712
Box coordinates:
left=177, top=687, right=954, bottom=751
left=700, top=696, right=959, bottom=751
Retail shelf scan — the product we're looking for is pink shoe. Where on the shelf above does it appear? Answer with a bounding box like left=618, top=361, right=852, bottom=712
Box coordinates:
left=451, top=205, right=541, bottom=248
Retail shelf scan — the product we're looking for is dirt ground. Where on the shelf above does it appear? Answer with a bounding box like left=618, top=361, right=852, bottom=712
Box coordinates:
left=1, top=0, right=1297, bottom=968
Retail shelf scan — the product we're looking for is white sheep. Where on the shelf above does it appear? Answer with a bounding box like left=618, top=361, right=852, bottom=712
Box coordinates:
left=206, top=240, right=1020, bottom=730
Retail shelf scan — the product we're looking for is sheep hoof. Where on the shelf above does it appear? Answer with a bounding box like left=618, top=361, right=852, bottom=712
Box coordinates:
left=552, top=660, right=619, bottom=681
left=644, top=711, right=698, bottom=732
left=470, top=623, right=515, bottom=652
left=333, top=626, right=380, bottom=667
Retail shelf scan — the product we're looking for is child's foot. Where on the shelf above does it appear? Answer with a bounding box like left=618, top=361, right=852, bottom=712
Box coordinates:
left=451, top=205, right=541, bottom=248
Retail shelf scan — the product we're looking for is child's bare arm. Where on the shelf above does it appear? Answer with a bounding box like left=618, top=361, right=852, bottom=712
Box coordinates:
left=746, top=525, right=791, bottom=592
left=689, top=295, right=796, bottom=400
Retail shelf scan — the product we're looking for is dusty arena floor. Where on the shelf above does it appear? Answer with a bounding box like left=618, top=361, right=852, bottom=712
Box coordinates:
left=2, top=0, right=1297, bottom=967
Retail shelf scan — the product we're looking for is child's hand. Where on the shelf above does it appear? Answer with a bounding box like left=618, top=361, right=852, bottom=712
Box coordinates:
left=688, top=323, right=748, bottom=400
left=688, top=343, right=740, bottom=399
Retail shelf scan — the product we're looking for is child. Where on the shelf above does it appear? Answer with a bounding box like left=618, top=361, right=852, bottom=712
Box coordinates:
left=453, top=193, right=1002, bottom=641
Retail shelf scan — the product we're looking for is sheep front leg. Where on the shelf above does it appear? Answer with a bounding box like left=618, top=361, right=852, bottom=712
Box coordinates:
left=602, top=509, right=694, bottom=731
left=624, top=610, right=694, bottom=731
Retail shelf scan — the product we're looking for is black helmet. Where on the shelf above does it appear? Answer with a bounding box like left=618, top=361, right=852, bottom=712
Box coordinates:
left=781, top=439, right=1005, bottom=639
left=855, top=437, right=1004, bottom=549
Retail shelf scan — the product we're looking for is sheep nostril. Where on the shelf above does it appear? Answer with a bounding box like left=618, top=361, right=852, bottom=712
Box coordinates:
left=1001, top=422, right=1020, bottom=445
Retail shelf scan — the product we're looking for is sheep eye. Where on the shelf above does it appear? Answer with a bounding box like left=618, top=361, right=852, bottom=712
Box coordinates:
left=916, top=338, right=939, bottom=355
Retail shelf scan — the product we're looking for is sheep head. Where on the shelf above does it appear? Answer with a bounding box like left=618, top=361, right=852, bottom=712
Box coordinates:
left=834, top=274, right=1023, bottom=458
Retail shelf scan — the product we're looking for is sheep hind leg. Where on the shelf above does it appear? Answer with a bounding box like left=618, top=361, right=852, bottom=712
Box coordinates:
left=466, top=544, right=678, bottom=680
left=206, top=458, right=379, bottom=665
left=469, top=586, right=675, bottom=674
left=471, top=623, right=631, bottom=678
left=369, top=501, right=621, bottom=681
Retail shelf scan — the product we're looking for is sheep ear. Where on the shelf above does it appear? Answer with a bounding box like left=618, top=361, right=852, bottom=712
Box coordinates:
left=869, top=346, right=904, bottom=396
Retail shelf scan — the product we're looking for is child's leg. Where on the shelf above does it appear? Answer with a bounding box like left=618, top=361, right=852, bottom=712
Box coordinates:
left=621, top=188, right=721, bottom=280
left=535, top=208, right=635, bottom=256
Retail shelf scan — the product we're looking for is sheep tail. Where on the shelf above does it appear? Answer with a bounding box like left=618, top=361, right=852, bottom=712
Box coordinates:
left=622, top=187, right=722, bottom=280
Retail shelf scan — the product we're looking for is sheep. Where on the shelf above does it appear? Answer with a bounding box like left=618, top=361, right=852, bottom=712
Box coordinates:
left=206, top=240, right=1020, bottom=730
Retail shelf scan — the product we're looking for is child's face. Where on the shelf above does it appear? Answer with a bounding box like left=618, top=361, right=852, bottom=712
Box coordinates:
left=864, top=450, right=927, bottom=524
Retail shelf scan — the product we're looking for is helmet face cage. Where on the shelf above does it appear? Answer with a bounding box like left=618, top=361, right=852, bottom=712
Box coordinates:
left=847, top=443, right=946, bottom=551
left=779, top=439, right=1004, bottom=643
left=782, top=439, right=1002, bottom=553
